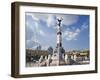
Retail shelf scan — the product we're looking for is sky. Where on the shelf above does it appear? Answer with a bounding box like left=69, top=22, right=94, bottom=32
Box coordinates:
left=25, top=12, right=89, bottom=51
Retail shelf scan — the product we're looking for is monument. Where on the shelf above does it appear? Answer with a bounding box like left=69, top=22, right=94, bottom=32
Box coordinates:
left=49, top=17, right=65, bottom=66
left=37, top=17, right=66, bottom=66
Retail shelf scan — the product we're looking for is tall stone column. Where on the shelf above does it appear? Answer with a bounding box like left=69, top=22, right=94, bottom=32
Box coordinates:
left=56, top=18, right=63, bottom=65
left=50, top=17, right=65, bottom=66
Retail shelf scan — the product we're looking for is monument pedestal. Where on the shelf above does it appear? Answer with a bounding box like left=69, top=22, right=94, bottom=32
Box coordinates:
left=49, top=53, right=66, bottom=66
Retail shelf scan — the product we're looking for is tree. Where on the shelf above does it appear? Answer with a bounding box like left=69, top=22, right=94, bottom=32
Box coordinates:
left=47, top=46, right=53, bottom=55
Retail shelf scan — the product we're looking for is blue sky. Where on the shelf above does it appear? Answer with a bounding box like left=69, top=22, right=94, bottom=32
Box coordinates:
left=25, top=12, right=89, bottom=51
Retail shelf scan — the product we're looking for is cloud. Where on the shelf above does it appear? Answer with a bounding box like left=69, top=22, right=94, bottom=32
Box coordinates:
left=46, top=14, right=56, bottom=27
left=41, top=45, right=49, bottom=50
left=30, top=13, right=56, bottom=28
left=56, top=15, right=79, bottom=26
left=39, top=30, right=46, bottom=36
left=76, top=28, right=80, bottom=33
left=26, top=14, right=46, bottom=37
left=25, top=25, right=34, bottom=40
left=31, top=36, right=40, bottom=44
left=26, top=13, right=79, bottom=31
left=26, top=39, right=40, bottom=49
left=26, top=21, right=34, bottom=30
left=63, top=28, right=80, bottom=41
left=45, top=14, right=79, bottom=28
left=63, top=18, right=89, bottom=41
left=26, top=13, right=39, bottom=21
left=63, top=20, right=89, bottom=41
left=26, top=12, right=89, bottom=49
left=26, top=38, right=49, bottom=50
left=47, top=15, right=54, bottom=27
left=47, top=16, right=53, bottom=27
left=81, top=21, right=89, bottom=30
left=25, top=20, right=39, bottom=40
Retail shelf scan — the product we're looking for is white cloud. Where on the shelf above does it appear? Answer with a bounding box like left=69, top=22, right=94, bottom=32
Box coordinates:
left=26, top=13, right=48, bottom=24
left=81, top=22, right=89, bottom=30
left=26, top=13, right=79, bottom=30
left=26, top=38, right=40, bottom=49
left=76, top=28, right=80, bottom=33
left=46, top=14, right=56, bottom=27
left=26, top=13, right=39, bottom=21
left=33, top=22, right=46, bottom=37
left=39, top=30, right=46, bottom=36
left=26, top=21, right=34, bottom=30
left=26, top=38, right=49, bottom=50
left=26, top=20, right=40, bottom=34
left=63, top=15, right=78, bottom=26
left=45, top=14, right=78, bottom=28
left=47, top=15, right=54, bottom=27
left=63, top=19, right=89, bottom=41
left=63, top=28, right=80, bottom=41
left=26, top=13, right=81, bottom=41
left=26, top=14, right=46, bottom=37
left=26, top=13, right=79, bottom=29
left=31, top=37, right=40, bottom=44
left=33, top=14, right=56, bottom=28
left=56, top=15, right=79, bottom=26
left=34, top=22, right=40, bottom=33
left=41, top=45, right=49, bottom=50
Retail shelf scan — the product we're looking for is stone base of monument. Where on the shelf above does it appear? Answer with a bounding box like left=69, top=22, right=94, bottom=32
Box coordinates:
left=49, top=53, right=66, bottom=66
left=49, top=59, right=66, bottom=66
left=39, top=60, right=46, bottom=66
